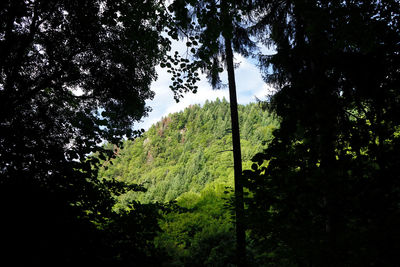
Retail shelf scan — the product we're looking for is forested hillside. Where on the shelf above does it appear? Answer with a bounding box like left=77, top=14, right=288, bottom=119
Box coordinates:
left=99, top=99, right=277, bottom=204
left=99, top=99, right=278, bottom=265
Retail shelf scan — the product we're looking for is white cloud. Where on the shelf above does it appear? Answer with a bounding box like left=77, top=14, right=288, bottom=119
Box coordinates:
left=135, top=49, right=275, bottom=130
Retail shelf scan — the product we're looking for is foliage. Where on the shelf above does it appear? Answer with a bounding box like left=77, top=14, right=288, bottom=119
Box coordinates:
left=4, top=0, right=396, bottom=265
left=0, top=0, right=170, bottom=264
left=244, top=1, right=400, bottom=266
left=100, top=99, right=277, bottom=203
left=156, top=183, right=236, bottom=266
left=99, top=99, right=278, bottom=265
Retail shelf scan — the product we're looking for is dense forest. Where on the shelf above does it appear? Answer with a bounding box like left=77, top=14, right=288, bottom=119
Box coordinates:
left=99, top=99, right=278, bottom=265
left=100, top=99, right=277, bottom=203
left=1, top=0, right=399, bottom=266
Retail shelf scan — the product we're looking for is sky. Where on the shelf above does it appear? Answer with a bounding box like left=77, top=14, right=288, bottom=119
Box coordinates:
left=135, top=41, right=276, bottom=130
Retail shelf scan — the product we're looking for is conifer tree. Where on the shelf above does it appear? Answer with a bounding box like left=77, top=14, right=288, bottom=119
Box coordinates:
left=167, top=1, right=255, bottom=264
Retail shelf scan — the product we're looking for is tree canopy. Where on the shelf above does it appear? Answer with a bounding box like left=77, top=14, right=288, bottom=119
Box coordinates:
left=0, top=0, right=170, bottom=264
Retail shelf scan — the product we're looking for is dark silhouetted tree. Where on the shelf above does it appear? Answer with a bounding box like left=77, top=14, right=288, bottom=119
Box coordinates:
left=245, top=1, right=400, bottom=266
left=0, top=0, right=170, bottom=264
left=167, top=0, right=256, bottom=264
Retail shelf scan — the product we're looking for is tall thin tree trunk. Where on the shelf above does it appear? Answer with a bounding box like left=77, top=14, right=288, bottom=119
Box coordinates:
left=224, top=35, right=246, bottom=266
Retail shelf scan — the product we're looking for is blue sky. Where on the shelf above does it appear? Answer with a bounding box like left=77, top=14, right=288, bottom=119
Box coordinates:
left=136, top=41, right=276, bottom=130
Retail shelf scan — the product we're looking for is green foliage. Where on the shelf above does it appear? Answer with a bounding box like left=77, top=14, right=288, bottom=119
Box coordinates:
left=99, top=99, right=278, bottom=264
left=156, top=183, right=236, bottom=266
left=100, top=99, right=277, bottom=204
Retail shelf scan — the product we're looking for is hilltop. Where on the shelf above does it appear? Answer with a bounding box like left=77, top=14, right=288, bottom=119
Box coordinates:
left=99, top=98, right=278, bottom=204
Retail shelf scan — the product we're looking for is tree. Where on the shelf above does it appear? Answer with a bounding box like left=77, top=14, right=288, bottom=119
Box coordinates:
left=0, top=0, right=169, bottom=264
left=167, top=1, right=256, bottom=264
left=245, top=1, right=400, bottom=265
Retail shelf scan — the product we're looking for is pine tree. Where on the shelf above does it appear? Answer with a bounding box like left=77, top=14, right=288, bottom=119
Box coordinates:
left=167, top=1, right=256, bottom=264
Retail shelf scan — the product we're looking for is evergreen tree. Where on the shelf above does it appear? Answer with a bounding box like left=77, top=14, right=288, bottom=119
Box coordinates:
left=167, top=1, right=257, bottom=264
left=245, top=1, right=400, bottom=265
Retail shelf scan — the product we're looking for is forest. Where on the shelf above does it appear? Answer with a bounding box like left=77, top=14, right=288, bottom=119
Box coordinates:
left=1, top=0, right=399, bottom=266
left=99, top=99, right=278, bottom=265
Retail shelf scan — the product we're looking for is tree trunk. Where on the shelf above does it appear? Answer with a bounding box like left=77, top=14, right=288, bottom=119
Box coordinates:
left=224, top=35, right=246, bottom=266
